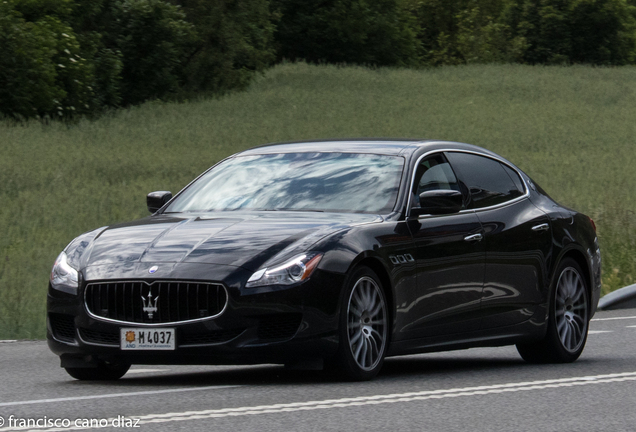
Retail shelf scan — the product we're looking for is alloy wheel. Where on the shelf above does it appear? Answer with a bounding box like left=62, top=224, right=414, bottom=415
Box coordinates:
left=347, top=276, right=387, bottom=371
left=555, top=267, right=588, bottom=353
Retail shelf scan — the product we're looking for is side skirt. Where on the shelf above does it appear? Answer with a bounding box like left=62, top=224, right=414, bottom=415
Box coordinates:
left=387, top=320, right=547, bottom=357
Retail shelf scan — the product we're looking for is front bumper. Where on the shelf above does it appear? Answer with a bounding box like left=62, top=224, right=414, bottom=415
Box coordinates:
left=47, top=263, right=345, bottom=366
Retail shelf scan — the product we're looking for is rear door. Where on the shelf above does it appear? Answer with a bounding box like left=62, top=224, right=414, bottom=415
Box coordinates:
left=445, top=152, right=553, bottom=328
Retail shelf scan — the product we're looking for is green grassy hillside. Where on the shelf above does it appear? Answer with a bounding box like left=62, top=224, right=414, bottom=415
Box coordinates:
left=2, top=62, right=635, bottom=339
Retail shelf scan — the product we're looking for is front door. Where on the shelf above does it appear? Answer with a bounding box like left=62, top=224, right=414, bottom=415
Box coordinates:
left=394, top=153, right=485, bottom=340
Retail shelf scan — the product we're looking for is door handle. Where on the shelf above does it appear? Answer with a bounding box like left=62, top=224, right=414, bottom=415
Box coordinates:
left=464, top=233, right=483, bottom=242
left=532, top=223, right=549, bottom=232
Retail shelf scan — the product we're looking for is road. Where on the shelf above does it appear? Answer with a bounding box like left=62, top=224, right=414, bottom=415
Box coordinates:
left=1, top=308, right=635, bottom=432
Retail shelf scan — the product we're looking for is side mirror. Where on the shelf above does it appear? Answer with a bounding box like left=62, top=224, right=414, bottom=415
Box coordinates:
left=147, top=191, right=172, bottom=213
left=412, top=190, right=462, bottom=216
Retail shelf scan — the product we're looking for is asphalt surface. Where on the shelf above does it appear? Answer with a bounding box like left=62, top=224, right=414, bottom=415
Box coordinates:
left=1, top=308, right=635, bottom=432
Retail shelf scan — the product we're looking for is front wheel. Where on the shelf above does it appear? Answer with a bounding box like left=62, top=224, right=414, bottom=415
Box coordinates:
left=517, top=258, right=589, bottom=363
left=331, top=266, right=389, bottom=381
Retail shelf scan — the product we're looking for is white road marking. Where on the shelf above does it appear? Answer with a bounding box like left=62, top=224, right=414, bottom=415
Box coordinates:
left=0, top=385, right=239, bottom=407
left=626, top=325, right=636, bottom=328
left=126, top=368, right=169, bottom=374
left=7, top=372, right=636, bottom=432
left=0, top=340, right=17, bottom=343
left=591, top=316, right=636, bottom=321
left=588, top=330, right=613, bottom=334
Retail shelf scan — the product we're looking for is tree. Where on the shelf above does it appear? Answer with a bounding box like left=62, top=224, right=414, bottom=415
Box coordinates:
left=273, top=0, right=422, bottom=66
left=570, top=0, right=636, bottom=64
left=405, top=0, right=514, bottom=65
left=0, top=1, right=95, bottom=119
left=506, top=0, right=636, bottom=65
left=100, top=0, right=196, bottom=105
left=170, top=0, right=277, bottom=94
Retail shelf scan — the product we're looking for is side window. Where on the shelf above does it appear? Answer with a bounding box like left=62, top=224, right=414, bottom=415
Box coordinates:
left=501, top=164, right=525, bottom=194
left=445, top=152, right=523, bottom=209
left=411, top=154, right=462, bottom=208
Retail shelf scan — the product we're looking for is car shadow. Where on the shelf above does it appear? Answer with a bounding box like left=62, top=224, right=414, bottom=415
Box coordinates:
left=65, top=353, right=544, bottom=388
left=381, top=355, right=525, bottom=377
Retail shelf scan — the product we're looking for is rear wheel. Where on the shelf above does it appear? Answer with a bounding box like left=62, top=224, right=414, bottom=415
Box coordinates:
left=65, top=361, right=130, bottom=381
left=517, top=258, right=589, bottom=363
left=331, top=266, right=389, bottom=381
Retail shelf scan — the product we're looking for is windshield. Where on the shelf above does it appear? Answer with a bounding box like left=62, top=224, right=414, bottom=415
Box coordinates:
left=165, top=152, right=405, bottom=214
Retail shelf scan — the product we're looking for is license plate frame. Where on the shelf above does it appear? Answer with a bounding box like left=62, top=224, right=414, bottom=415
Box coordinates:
left=120, top=328, right=176, bottom=350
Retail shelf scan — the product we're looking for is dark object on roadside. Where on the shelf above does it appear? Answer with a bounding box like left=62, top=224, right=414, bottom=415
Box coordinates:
left=598, top=284, right=636, bottom=310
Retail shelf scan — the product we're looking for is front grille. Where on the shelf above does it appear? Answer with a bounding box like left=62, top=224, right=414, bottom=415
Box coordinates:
left=258, top=314, right=302, bottom=340
left=49, top=313, right=76, bottom=342
left=85, top=280, right=228, bottom=324
left=179, top=329, right=245, bottom=346
left=80, top=328, right=119, bottom=345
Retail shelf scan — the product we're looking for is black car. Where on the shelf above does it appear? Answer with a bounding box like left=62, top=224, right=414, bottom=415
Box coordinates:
left=47, top=139, right=601, bottom=381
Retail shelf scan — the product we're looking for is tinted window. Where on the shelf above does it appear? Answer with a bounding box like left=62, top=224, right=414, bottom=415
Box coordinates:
left=446, top=152, right=523, bottom=209
left=165, top=153, right=404, bottom=214
left=411, top=154, right=463, bottom=208
left=501, top=164, right=525, bottom=194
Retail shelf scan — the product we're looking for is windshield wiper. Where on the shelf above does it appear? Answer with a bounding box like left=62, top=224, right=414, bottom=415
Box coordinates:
left=273, top=208, right=325, bottom=212
left=200, top=208, right=326, bottom=213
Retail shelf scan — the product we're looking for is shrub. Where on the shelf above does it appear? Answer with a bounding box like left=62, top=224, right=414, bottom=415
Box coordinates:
left=100, top=0, right=196, bottom=105
left=0, top=5, right=58, bottom=118
left=42, top=17, right=96, bottom=117
left=172, top=0, right=277, bottom=94
left=455, top=4, right=518, bottom=63
left=506, top=0, right=636, bottom=65
left=69, top=1, right=124, bottom=109
left=405, top=0, right=518, bottom=65
left=273, top=0, right=422, bottom=66
left=569, top=0, right=636, bottom=65
left=0, top=2, right=94, bottom=119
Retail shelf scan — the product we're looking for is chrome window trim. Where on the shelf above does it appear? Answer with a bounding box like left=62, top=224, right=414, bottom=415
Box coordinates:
left=83, top=280, right=229, bottom=327
left=406, top=149, right=530, bottom=219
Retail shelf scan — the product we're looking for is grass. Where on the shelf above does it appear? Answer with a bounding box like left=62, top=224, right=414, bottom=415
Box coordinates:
left=1, top=62, right=636, bottom=339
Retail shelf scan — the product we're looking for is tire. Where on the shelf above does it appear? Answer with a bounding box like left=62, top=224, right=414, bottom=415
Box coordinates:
left=517, top=258, right=590, bottom=363
left=331, top=266, right=389, bottom=381
left=65, top=361, right=131, bottom=381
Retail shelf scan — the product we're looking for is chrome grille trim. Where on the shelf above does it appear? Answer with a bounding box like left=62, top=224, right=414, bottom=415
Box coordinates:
left=84, top=280, right=228, bottom=326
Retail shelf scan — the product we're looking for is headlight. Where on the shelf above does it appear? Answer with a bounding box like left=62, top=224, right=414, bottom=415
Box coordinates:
left=246, top=253, right=323, bottom=288
left=50, top=251, right=79, bottom=295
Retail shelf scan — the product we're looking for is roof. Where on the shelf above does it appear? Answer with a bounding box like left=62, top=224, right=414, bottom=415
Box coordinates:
left=238, top=139, right=498, bottom=160
left=239, top=139, right=431, bottom=157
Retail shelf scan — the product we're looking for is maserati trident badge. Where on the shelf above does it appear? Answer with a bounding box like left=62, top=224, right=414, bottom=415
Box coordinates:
left=149, top=265, right=158, bottom=274
left=142, top=290, right=159, bottom=319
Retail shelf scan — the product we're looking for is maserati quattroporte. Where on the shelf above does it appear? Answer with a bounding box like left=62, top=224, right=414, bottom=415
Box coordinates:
left=47, top=139, right=601, bottom=380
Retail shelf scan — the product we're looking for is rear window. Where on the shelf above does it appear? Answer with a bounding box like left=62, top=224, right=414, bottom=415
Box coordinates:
left=446, top=152, right=524, bottom=209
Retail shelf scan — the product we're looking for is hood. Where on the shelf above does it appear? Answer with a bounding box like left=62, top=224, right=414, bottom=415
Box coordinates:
left=83, top=212, right=381, bottom=272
